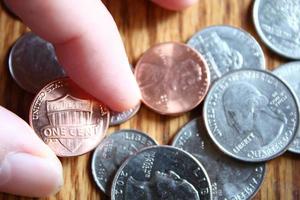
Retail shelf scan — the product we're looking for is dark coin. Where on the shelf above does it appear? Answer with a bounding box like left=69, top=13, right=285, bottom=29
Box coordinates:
left=9, top=32, right=66, bottom=93
left=172, top=118, right=266, bottom=200
left=111, top=145, right=212, bottom=200
left=91, top=129, right=157, bottom=195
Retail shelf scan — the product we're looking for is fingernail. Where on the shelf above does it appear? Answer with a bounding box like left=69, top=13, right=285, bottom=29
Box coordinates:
left=0, top=152, right=63, bottom=197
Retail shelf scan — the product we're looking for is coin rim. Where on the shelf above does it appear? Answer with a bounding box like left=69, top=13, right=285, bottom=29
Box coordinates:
left=203, top=69, right=300, bottom=162
left=134, top=41, right=211, bottom=116
left=252, top=0, right=300, bottom=59
left=171, top=117, right=268, bottom=200
left=110, top=145, right=213, bottom=200
left=91, top=129, right=158, bottom=195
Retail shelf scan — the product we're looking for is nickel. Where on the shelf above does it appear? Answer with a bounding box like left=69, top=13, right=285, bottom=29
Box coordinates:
left=187, top=25, right=265, bottom=82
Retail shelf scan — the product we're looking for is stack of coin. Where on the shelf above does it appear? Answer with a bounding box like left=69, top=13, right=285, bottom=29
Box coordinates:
left=6, top=0, right=300, bottom=198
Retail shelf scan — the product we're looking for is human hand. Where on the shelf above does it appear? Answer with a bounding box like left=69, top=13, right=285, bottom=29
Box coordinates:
left=1, top=0, right=198, bottom=197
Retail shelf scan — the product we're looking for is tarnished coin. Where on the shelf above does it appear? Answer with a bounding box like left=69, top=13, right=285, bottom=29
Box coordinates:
left=109, top=102, right=141, bottom=126
left=253, top=0, right=300, bottom=59
left=111, top=145, right=212, bottom=200
left=273, top=62, right=300, bottom=153
left=204, top=69, right=299, bottom=162
left=172, top=118, right=266, bottom=200
left=29, top=78, right=109, bottom=157
left=135, top=42, right=210, bottom=115
left=8, top=32, right=66, bottom=93
left=91, top=129, right=157, bottom=195
left=187, top=25, right=265, bottom=82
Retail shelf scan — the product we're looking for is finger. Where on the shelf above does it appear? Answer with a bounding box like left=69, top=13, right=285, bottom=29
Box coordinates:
left=151, top=0, right=198, bottom=10
left=0, top=106, right=63, bottom=197
left=6, top=0, right=141, bottom=111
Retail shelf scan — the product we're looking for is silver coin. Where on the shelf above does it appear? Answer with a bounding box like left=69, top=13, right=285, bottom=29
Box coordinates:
left=111, top=145, right=212, bottom=200
left=172, top=118, right=266, bottom=200
left=8, top=32, right=66, bottom=93
left=187, top=25, right=265, bottom=82
left=253, top=0, right=300, bottom=59
left=110, top=102, right=141, bottom=126
left=91, top=129, right=157, bottom=196
left=273, top=62, right=300, bottom=153
left=204, top=69, right=299, bottom=162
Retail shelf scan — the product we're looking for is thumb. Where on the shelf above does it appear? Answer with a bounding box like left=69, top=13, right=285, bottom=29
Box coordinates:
left=0, top=106, right=63, bottom=197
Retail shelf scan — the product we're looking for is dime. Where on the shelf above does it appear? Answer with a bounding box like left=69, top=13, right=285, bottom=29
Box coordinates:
left=8, top=32, right=66, bottom=93
left=253, top=0, right=300, bottom=59
left=111, top=145, right=212, bottom=200
left=203, top=69, right=299, bottom=162
left=187, top=25, right=265, bottom=82
left=172, top=118, right=266, bottom=200
left=91, top=129, right=157, bottom=195
left=109, top=102, right=141, bottom=126
left=273, top=62, right=300, bottom=153
left=29, top=78, right=109, bottom=157
left=135, top=42, right=210, bottom=115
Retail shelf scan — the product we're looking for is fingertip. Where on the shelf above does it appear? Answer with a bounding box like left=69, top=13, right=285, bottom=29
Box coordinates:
left=0, top=107, right=64, bottom=197
left=0, top=153, right=63, bottom=197
left=151, top=0, right=198, bottom=11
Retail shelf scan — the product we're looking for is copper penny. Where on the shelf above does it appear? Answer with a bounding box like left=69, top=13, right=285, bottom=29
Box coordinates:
left=29, top=78, right=110, bottom=157
left=135, top=42, right=210, bottom=115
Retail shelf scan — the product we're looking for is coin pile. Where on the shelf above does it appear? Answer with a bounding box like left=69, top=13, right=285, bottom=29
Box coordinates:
left=6, top=0, right=300, bottom=199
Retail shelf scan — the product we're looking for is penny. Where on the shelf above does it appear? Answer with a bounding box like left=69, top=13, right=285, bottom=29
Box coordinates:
left=203, top=69, right=299, bottom=162
left=187, top=25, right=265, bottom=82
left=8, top=32, right=66, bottom=93
left=91, top=129, right=157, bottom=195
left=111, top=145, right=212, bottom=200
left=253, top=0, right=300, bottom=59
left=273, top=62, right=300, bottom=153
left=172, top=118, right=266, bottom=200
left=109, top=102, right=141, bottom=126
left=29, top=78, right=109, bottom=157
left=135, top=42, right=210, bottom=115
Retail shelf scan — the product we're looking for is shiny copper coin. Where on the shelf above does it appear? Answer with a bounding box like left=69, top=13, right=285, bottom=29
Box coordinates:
left=135, top=42, right=210, bottom=115
left=29, top=78, right=110, bottom=157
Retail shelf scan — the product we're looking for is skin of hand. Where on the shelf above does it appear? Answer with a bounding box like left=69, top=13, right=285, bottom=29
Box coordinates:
left=1, top=0, right=198, bottom=197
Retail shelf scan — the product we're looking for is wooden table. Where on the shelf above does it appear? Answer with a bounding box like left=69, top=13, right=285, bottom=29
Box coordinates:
left=0, top=0, right=299, bottom=199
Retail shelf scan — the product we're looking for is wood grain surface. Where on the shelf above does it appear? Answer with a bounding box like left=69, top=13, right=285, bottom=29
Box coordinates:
left=0, top=0, right=299, bottom=199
